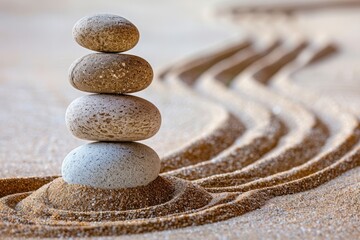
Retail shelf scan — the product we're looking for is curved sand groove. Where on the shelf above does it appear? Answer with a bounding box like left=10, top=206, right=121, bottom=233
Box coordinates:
left=172, top=41, right=251, bottom=86
left=207, top=11, right=360, bottom=192
left=191, top=40, right=329, bottom=188
left=242, top=41, right=360, bottom=190
left=2, top=4, right=360, bottom=238
left=251, top=41, right=308, bottom=84
left=163, top=39, right=286, bottom=180
left=215, top=39, right=281, bottom=85
left=198, top=41, right=360, bottom=192
left=157, top=80, right=245, bottom=172
left=12, top=177, right=213, bottom=222
left=139, top=81, right=245, bottom=172
left=221, top=0, right=360, bottom=184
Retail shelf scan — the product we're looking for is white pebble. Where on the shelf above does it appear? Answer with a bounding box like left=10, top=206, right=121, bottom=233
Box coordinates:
left=62, top=142, right=160, bottom=189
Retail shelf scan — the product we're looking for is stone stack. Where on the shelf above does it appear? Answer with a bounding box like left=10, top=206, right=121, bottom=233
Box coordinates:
left=62, top=14, right=162, bottom=189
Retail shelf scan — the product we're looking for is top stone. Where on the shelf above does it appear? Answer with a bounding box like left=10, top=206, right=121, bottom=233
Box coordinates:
left=72, top=14, right=140, bottom=53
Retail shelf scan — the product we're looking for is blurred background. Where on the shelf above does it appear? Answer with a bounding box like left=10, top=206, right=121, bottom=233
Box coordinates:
left=0, top=0, right=238, bottom=71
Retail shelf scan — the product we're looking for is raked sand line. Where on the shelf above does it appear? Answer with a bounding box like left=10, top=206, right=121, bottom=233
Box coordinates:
left=163, top=39, right=284, bottom=180
left=193, top=39, right=359, bottom=192
left=158, top=79, right=245, bottom=173
left=226, top=43, right=329, bottom=181
left=163, top=37, right=329, bottom=189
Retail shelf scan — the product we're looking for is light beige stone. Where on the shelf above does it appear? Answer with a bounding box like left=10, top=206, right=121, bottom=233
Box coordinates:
left=72, top=14, right=139, bottom=52
left=65, top=94, right=161, bottom=141
left=61, top=142, right=161, bottom=189
left=69, top=53, right=153, bottom=94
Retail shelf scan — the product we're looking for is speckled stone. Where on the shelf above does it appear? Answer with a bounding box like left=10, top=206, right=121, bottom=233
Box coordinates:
left=69, top=53, right=153, bottom=94
left=65, top=94, right=161, bottom=141
left=61, top=142, right=161, bottom=189
left=72, top=14, right=139, bottom=52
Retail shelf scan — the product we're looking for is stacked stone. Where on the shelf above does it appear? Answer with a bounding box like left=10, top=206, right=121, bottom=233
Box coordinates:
left=61, top=14, right=162, bottom=189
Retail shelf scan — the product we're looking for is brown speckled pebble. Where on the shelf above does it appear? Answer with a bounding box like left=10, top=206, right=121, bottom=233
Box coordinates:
left=65, top=94, right=161, bottom=141
left=72, top=14, right=139, bottom=52
left=69, top=53, right=153, bottom=94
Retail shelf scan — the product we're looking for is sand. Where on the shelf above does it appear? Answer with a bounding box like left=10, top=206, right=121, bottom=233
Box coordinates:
left=0, top=0, right=360, bottom=239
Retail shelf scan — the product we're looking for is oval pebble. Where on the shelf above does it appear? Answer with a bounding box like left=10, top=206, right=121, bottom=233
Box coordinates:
left=62, top=142, right=161, bottom=189
left=72, top=14, right=139, bottom=52
left=69, top=53, right=153, bottom=94
left=65, top=94, right=161, bottom=141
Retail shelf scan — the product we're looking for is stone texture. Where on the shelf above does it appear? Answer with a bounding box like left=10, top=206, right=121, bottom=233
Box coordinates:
left=72, top=14, right=139, bottom=52
left=65, top=94, right=161, bottom=141
left=69, top=53, right=153, bottom=94
left=61, top=142, right=161, bottom=189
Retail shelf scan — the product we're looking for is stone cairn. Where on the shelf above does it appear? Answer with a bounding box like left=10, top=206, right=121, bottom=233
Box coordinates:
left=62, top=14, right=162, bottom=189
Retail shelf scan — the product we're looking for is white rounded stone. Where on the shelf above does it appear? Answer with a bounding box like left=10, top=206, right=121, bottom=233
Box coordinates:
left=61, top=142, right=161, bottom=189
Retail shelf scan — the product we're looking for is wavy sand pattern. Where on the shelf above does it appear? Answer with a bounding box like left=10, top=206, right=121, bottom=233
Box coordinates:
left=1, top=1, right=360, bottom=238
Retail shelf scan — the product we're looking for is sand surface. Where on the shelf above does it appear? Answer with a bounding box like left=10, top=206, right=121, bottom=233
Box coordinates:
left=118, top=167, right=360, bottom=240
left=0, top=0, right=359, bottom=239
